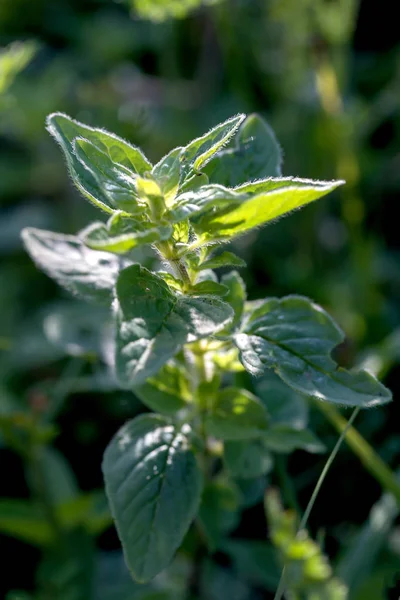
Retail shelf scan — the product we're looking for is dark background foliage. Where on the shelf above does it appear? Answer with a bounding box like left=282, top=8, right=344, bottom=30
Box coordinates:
left=0, top=0, right=399, bottom=598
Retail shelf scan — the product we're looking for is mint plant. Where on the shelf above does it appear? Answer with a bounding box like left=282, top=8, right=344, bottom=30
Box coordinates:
left=22, top=112, right=391, bottom=587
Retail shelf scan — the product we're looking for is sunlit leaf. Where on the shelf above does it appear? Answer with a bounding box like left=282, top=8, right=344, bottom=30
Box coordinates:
left=179, top=114, right=245, bottom=183
left=22, top=227, right=122, bottom=305
left=205, top=113, right=282, bottom=186
left=187, top=280, right=229, bottom=297
left=152, top=147, right=182, bottom=205
left=82, top=212, right=172, bottom=254
left=235, top=295, right=392, bottom=408
left=196, top=251, right=246, bottom=271
left=193, top=177, right=344, bottom=243
left=47, top=112, right=152, bottom=213
left=74, top=138, right=145, bottom=214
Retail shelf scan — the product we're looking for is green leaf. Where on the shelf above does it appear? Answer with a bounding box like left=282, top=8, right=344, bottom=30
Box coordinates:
left=204, top=387, right=269, bottom=440
left=172, top=220, right=190, bottom=244
left=82, top=213, right=172, bottom=254
left=235, top=295, right=392, bottom=408
left=195, top=268, right=218, bottom=283
left=220, top=271, right=246, bottom=329
left=22, top=227, right=121, bottom=305
left=255, top=371, right=308, bottom=429
left=179, top=114, right=245, bottom=183
left=222, top=539, right=280, bottom=590
left=43, top=301, right=109, bottom=358
left=102, top=414, right=203, bottom=582
left=168, top=184, right=239, bottom=223
left=152, top=147, right=182, bottom=205
left=136, top=176, right=166, bottom=220
left=193, top=177, right=344, bottom=243
left=187, top=280, right=229, bottom=297
left=133, top=362, right=191, bottom=415
left=224, top=439, right=273, bottom=479
left=204, top=113, right=282, bottom=186
left=198, top=479, right=241, bottom=550
left=48, top=113, right=152, bottom=174
left=0, top=500, right=53, bottom=546
left=263, top=425, right=326, bottom=454
left=196, top=251, right=246, bottom=271
left=34, top=447, right=78, bottom=505
left=46, top=112, right=152, bottom=213
left=156, top=271, right=184, bottom=292
left=115, top=264, right=233, bottom=385
left=74, top=138, right=145, bottom=214
left=179, top=172, right=209, bottom=195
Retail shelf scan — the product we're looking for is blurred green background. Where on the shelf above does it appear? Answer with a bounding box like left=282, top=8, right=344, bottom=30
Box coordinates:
left=1, top=0, right=399, bottom=598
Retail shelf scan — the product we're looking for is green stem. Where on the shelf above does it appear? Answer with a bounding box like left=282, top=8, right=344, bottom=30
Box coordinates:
left=316, top=402, right=400, bottom=505
left=157, top=240, right=192, bottom=288
left=298, top=406, right=360, bottom=532
left=274, top=406, right=360, bottom=600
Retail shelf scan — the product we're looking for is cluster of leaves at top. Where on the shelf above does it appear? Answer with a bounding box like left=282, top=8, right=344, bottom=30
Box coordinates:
left=22, top=111, right=391, bottom=585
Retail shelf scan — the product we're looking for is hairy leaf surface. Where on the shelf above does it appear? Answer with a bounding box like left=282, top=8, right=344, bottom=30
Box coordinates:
left=205, top=114, right=282, bottom=186
left=74, top=139, right=145, bottom=214
left=193, top=178, right=344, bottom=243
left=234, top=296, right=391, bottom=407
left=47, top=112, right=151, bottom=213
left=82, top=213, right=172, bottom=254
left=22, top=227, right=121, bottom=305
left=179, top=114, right=245, bottom=183
left=115, top=265, right=233, bottom=385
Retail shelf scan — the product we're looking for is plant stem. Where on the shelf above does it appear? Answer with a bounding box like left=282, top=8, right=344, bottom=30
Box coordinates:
left=298, top=406, right=360, bottom=532
left=274, top=406, right=360, bottom=600
left=157, top=240, right=192, bottom=287
left=316, top=402, right=400, bottom=506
